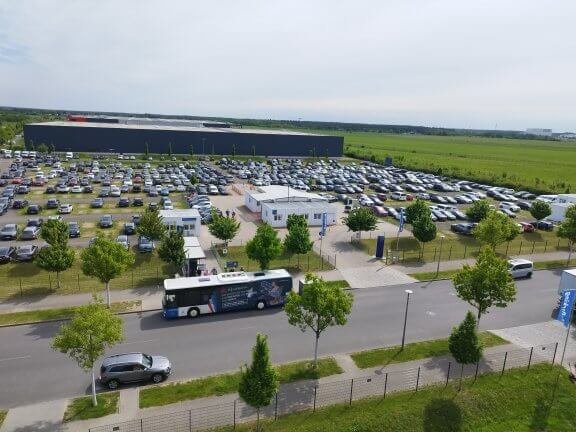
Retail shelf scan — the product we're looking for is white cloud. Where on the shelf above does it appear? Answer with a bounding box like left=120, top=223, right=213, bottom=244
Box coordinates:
left=0, top=0, right=575, bottom=131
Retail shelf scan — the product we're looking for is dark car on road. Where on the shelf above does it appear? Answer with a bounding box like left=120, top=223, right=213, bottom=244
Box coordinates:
left=138, top=236, right=154, bottom=253
left=12, top=199, right=29, bottom=209
left=91, top=198, right=104, bottom=208
left=99, top=352, right=171, bottom=390
left=45, top=198, right=60, bottom=209
left=20, top=226, right=41, bottom=240
left=0, top=246, right=15, bottom=263
left=26, top=204, right=42, bottom=215
left=118, top=198, right=131, bottom=208
left=68, top=222, right=81, bottom=238
left=124, top=222, right=136, bottom=235
left=450, top=223, right=477, bottom=235
left=14, top=245, right=38, bottom=262
left=531, top=220, right=554, bottom=231
left=132, top=198, right=144, bottom=207
left=0, top=224, right=18, bottom=240
left=99, top=214, right=113, bottom=228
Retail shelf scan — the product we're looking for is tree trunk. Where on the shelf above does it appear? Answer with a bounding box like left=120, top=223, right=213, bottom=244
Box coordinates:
left=256, top=407, right=260, bottom=432
left=476, top=308, right=482, bottom=329
left=106, top=281, right=111, bottom=308
left=56, top=271, right=61, bottom=290
left=91, top=370, right=98, bottom=406
left=313, top=332, right=320, bottom=369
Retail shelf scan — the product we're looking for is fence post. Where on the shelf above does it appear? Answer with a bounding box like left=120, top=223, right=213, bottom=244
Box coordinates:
left=19, top=278, right=22, bottom=296
left=383, top=372, right=388, bottom=398
left=77, top=274, right=80, bottom=291
left=274, top=393, right=278, bottom=420
left=501, top=352, right=508, bottom=376
left=557, top=239, right=561, bottom=249
left=313, top=385, right=317, bottom=412
left=433, top=247, right=437, bottom=261
left=552, top=342, right=559, bottom=364
left=48, top=273, right=51, bottom=290
left=233, top=399, right=236, bottom=429
left=402, top=250, right=405, bottom=262
left=474, top=361, right=480, bottom=381
left=446, top=361, right=451, bottom=386
left=349, top=379, right=354, bottom=406
left=140, top=418, right=143, bottom=432
left=463, top=245, right=467, bottom=259
left=505, top=241, right=510, bottom=256
left=518, top=241, right=523, bottom=255
left=307, top=254, right=310, bottom=271
left=415, top=366, right=421, bottom=391
left=544, top=240, right=548, bottom=253
left=448, top=246, right=452, bottom=261
left=132, top=271, right=134, bottom=289
left=531, top=241, right=535, bottom=254
left=528, top=346, right=534, bottom=370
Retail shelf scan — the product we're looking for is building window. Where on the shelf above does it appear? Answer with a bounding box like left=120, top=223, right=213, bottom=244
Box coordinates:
left=303, top=214, right=309, bottom=219
left=313, top=213, right=322, bottom=220
left=274, top=215, right=283, bottom=221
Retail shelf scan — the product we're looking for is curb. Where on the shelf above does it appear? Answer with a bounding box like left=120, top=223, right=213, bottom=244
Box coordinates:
left=408, top=265, right=564, bottom=282
left=0, top=308, right=162, bottom=328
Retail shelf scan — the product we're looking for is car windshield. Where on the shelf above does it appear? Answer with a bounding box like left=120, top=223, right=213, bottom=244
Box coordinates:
left=142, top=354, right=153, bottom=368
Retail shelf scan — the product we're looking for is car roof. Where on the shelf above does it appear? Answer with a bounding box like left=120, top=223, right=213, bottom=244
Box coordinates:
left=102, top=353, right=144, bottom=367
left=508, top=258, right=533, bottom=265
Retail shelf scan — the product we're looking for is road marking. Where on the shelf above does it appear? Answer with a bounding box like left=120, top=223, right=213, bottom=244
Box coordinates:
left=426, top=311, right=437, bottom=316
left=120, top=339, right=157, bottom=346
left=0, top=355, right=31, bottom=362
left=236, top=326, right=256, bottom=331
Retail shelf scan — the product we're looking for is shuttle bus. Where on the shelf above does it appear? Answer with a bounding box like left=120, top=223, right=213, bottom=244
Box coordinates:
left=162, top=269, right=293, bottom=319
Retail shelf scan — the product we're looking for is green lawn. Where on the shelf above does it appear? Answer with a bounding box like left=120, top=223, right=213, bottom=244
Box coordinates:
left=0, top=411, right=6, bottom=428
left=324, top=280, right=350, bottom=289
left=139, top=358, right=342, bottom=408
left=63, top=392, right=119, bottom=422
left=351, top=332, right=507, bottom=369
left=215, top=246, right=334, bottom=273
left=217, top=364, right=576, bottom=432
left=0, top=300, right=140, bottom=326
left=343, top=132, right=576, bottom=194
left=0, top=251, right=174, bottom=298
left=356, top=229, right=566, bottom=264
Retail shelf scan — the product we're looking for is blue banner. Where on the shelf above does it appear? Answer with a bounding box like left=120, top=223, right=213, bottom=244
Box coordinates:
left=320, top=212, right=327, bottom=237
left=557, top=289, right=576, bottom=328
left=399, top=208, right=405, bottom=233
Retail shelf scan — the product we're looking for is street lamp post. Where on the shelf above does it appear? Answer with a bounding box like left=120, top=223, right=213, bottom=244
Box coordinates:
left=401, top=289, right=413, bottom=350
left=435, top=235, right=446, bottom=278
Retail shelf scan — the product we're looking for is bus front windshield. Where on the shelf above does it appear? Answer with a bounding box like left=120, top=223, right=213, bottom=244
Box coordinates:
left=163, top=294, right=177, bottom=308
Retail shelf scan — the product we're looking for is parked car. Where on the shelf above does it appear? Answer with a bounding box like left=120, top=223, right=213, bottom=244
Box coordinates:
left=518, top=222, right=535, bottom=233
left=124, top=222, right=136, bottom=235
left=99, top=214, right=113, bottom=228
left=118, top=198, right=131, bottom=208
left=0, top=224, right=18, bottom=240
left=12, top=199, right=29, bottom=209
left=98, top=352, right=171, bottom=390
left=531, top=220, right=554, bottom=231
left=14, top=245, right=39, bottom=261
left=132, top=198, right=144, bottom=207
left=450, top=223, right=477, bottom=235
left=373, top=206, right=388, bottom=217
left=26, top=204, right=42, bottom=215
left=508, top=259, right=533, bottom=279
left=20, top=226, right=41, bottom=240
left=58, top=204, right=74, bottom=214
left=116, top=235, right=130, bottom=250
left=0, top=246, right=15, bottom=263
left=91, top=198, right=104, bottom=208
left=68, top=222, right=81, bottom=238
left=138, top=236, right=154, bottom=253
left=45, top=198, right=60, bottom=209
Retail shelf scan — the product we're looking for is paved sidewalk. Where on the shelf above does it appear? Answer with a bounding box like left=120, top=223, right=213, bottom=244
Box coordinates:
left=0, top=399, right=67, bottom=432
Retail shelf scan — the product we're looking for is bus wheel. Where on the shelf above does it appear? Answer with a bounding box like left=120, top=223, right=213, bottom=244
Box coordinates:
left=188, top=308, right=200, bottom=318
left=256, top=300, right=266, bottom=311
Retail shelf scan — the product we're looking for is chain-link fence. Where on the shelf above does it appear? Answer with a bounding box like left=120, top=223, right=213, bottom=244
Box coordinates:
left=89, top=342, right=558, bottom=432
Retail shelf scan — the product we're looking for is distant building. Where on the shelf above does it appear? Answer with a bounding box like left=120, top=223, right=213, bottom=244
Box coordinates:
left=159, top=209, right=201, bottom=237
left=526, top=128, right=553, bottom=137
left=244, top=185, right=326, bottom=213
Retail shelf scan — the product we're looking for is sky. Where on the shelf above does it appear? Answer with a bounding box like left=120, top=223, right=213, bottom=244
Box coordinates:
left=1, top=0, right=575, bottom=131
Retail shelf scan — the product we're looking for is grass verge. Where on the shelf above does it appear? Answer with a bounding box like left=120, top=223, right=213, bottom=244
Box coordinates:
left=139, top=357, right=343, bottom=408
left=324, top=280, right=350, bottom=289
left=0, top=300, right=141, bottom=326
left=0, top=411, right=6, bottom=428
left=217, top=364, right=576, bottom=431
left=63, top=392, right=119, bottom=422
left=351, top=332, right=507, bottom=369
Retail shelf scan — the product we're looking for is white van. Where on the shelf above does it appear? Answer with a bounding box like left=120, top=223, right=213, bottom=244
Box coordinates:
left=65, top=152, right=74, bottom=159
left=391, top=191, right=407, bottom=201
left=508, top=259, right=533, bottom=279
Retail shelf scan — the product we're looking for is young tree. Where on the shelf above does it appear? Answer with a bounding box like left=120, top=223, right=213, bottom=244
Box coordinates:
left=144, top=141, right=149, bottom=156
left=342, top=207, right=377, bottom=239
left=238, top=334, right=279, bottom=431
left=40, top=219, right=69, bottom=247
left=453, top=246, right=516, bottom=325
left=245, top=223, right=282, bottom=270
left=157, top=231, right=186, bottom=271
left=466, top=199, right=491, bottom=222
left=412, top=215, right=437, bottom=257
left=36, top=246, right=75, bottom=289
left=52, top=296, right=124, bottom=406
left=136, top=208, right=167, bottom=242
left=530, top=200, right=552, bottom=221
left=81, top=237, right=135, bottom=307
left=449, top=311, right=482, bottom=388
left=473, top=210, right=519, bottom=250
left=404, top=199, right=430, bottom=225
left=286, top=214, right=307, bottom=231
left=283, top=224, right=313, bottom=268
left=37, top=143, right=49, bottom=154
left=284, top=273, right=353, bottom=367
left=208, top=212, right=241, bottom=246
left=558, top=204, right=576, bottom=265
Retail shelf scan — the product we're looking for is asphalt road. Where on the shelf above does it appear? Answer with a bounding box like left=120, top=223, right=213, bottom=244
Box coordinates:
left=0, top=269, right=564, bottom=408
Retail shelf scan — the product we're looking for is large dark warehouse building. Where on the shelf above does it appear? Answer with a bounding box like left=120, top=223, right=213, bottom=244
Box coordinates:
left=23, top=116, right=344, bottom=157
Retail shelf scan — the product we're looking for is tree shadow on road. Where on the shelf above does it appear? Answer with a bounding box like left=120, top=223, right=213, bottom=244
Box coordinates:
left=423, top=398, right=462, bottom=432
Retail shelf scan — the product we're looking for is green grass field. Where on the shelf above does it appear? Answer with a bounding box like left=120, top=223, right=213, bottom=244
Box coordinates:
left=343, top=132, right=576, bottom=193
left=139, top=358, right=342, bottom=408
left=0, top=411, right=6, bottom=428
left=216, top=364, right=576, bottom=432
left=0, top=251, right=173, bottom=298
left=63, top=392, right=119, bottom=422
left=351, top=332, right=507, bottom=369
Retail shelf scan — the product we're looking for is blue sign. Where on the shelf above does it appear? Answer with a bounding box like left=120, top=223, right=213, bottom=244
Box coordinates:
left=320, top=212, right=327, bottom=237
left=398, top=208, right=405, bottom=233
left=556, top=289, right=576, bottom=328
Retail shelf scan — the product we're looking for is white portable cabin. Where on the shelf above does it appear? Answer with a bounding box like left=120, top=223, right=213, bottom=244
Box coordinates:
left=159, top=209, right=201, bottom=237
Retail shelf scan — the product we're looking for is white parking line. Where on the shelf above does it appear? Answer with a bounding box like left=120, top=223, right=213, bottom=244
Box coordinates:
left=0, top=355, right=31, bottom=362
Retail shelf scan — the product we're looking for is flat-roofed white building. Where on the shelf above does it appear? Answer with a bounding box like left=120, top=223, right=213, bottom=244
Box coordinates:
left=159, top=209, right=201, bottom=237
left=551, top=194, right=576, bottom=222
left=244, top=185, right=327, bottom=213
left=261, top=201, right=336, bottom=228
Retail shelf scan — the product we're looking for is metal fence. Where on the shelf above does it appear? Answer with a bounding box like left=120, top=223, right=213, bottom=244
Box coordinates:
left=89, top=342, right=558, bottom=432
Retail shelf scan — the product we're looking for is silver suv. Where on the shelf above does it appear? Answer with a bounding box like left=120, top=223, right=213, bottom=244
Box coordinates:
left=99, top=352, right=171, bottom=389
